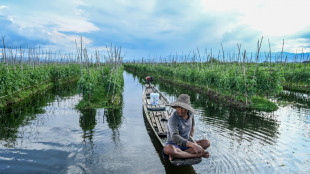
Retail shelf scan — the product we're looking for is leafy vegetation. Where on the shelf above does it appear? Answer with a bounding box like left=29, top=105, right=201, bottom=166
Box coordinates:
left=0, top=64, right=80, bottom=108
left=282, top=63, right=310, bottom=93
left=75, top=45, right=124, bottom=110
left=124, top=52, right=309, bottom=112
left=76, top=64, right=124, bottom=109
left=0, top=37, right=124, bottom=110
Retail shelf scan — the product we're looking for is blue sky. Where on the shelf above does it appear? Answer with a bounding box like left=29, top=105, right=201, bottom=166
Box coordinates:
left=1, top=0, right=310, bottom=60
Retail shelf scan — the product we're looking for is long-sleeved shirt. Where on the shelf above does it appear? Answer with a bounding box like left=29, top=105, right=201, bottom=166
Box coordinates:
left=166, top=111, right=195, bottom=147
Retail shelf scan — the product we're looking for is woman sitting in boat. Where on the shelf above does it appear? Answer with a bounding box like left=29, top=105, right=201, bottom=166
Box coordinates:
left=163, top=94, right=210, bottom=160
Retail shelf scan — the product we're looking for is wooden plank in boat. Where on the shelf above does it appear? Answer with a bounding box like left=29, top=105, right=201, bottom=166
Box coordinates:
left=155, top=112, right=169, bottom=137
left=161, top=120, right=168, bottom=133
left=151, top=112, right=162, bottom=134
left=149, top=111, right=157, bottom=128
left=153, top=112, right=164, bottom=133
left=158, top=113, right=166, bottom=133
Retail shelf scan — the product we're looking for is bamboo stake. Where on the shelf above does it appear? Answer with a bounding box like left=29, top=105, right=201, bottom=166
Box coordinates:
left=242, top=50, right=248, bottom=105
left=221, top=43, right=225, bottom=63
left=268, top=39, right=271, bottom=71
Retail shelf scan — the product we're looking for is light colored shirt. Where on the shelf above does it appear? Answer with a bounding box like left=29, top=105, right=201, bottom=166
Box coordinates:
left=167, top=111, right=195, bottom=147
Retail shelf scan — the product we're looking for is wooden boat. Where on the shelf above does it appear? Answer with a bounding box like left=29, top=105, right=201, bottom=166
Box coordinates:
left=142, top=80, right=202, bottom=166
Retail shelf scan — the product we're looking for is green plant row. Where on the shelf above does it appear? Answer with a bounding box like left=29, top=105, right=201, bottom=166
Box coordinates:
left=0, top=63, right=81, bottom=107
left=124, top=63, right=285, bottom=111
left=282, top=64, right=310, bottom=92
left=76, top=64, right=124, bottom=109
left=282, top=63, right=310, bottom=83
left=126, top=63, right=285, bottom=96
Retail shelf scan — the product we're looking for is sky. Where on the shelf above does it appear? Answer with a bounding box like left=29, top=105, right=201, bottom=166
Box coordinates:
left=0, top=0, right=310, bottom=61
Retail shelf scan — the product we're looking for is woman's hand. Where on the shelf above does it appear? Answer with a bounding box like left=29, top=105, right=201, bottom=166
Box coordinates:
left=187, top=141, right=204, bottom=154
left=193, top=143, right=204, bottom=154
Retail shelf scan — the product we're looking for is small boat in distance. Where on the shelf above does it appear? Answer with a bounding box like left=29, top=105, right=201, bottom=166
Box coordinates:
left=142, top=76, right=202, bottom=166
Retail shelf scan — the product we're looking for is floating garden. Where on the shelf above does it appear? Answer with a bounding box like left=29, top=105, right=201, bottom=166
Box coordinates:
left=0, top=39, right=124, bottom=110
left=124, top=43, right=309, bottom=112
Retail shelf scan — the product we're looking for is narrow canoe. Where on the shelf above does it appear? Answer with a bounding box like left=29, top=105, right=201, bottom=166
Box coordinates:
left=142, top=83, right=202, bottom=166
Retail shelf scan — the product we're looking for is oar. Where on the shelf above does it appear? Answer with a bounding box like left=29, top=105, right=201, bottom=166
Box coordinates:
left=190, top=136, right=196, bottom=143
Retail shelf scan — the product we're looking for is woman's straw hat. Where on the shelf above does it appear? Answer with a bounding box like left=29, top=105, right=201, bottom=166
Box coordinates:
left=167, top=94, right=197, bottom=114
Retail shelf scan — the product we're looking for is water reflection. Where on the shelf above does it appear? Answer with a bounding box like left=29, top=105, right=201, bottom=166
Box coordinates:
left=76, top=91, right=124, bottom=166
left=78, top=109, right=96, bottom=167
left=277, top=90, right=310, bottom=108
left=104, top=109, right=120, bottom=144
left=104, top=107, right=123, bottom=130
left=79, top=109, right=97, bottom=140
left=0, top=83, right=78, bottom=148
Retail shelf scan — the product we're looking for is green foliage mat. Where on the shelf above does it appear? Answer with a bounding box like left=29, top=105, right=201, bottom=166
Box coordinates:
left=75, top=84, right=123, bottom=110
left=250, top=96, right=278, bottom=112
left=76, top=65, right=124, bottom=110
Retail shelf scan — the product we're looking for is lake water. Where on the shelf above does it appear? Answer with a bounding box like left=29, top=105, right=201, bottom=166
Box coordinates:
left=0, top=72, right=309, bottom=173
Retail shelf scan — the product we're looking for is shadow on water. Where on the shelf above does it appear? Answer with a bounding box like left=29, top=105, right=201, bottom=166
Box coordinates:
left=277, top=90, right=310, bottom=108
left=0, top=83, right=79, bottom=148
left=142, top=108, right=197, bottom=174
left=104, top=107, right=123, bottom=145
left=196, top=94, right=280, bottom=143
left=76, top=92, right=124, bottom=166
left=102, top=96, right=124, bottom=144
left=104, top=106, right=123, bottom=130
left=78, top=109, right=97, bottom=167
left=79, top=109, right=96, bottom=141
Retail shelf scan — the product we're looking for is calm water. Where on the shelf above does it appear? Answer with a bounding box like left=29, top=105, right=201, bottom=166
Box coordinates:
left=0, top=72, right=309, bottom=174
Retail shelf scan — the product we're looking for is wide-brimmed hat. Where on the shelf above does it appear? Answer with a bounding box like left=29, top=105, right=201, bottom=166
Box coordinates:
left=167, top=94, right=197, bottom=114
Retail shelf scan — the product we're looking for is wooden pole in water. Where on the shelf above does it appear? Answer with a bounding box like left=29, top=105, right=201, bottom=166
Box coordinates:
left=80, top=36, right=84, bottom=96
left=242, top=50, right=248, bottom=106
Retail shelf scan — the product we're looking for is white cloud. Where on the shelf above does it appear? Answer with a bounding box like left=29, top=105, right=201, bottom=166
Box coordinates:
left=0, top=5, right=8, bottom=10
left=0, top=0, right=99, bottom=52
left=243, top=1, right=309, bottom=36
left=6, top=0, right=99, bottom=34
left=8, top=16, right=14, bottom=23
left=48, top=14, right=99, bottom=33
left=0, top=5, right=9, bottom=15
left=197, top=0, right=310, bottom=53
left=200, top=0, right=310, bottom=37
left=283, top=38, right=310, bottom=53
left=2, top=0, right=310, bottom=57
left=46, top=30, right=92, bottom=51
